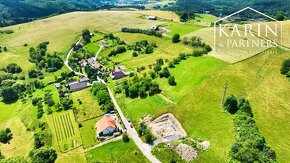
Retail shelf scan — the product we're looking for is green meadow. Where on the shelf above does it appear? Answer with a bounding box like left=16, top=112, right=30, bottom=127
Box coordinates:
left=85, top=140, right=149, bottom=163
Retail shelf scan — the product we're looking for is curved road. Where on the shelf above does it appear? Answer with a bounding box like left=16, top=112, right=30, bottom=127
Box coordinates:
left=66, top=38, right=161, bottom=163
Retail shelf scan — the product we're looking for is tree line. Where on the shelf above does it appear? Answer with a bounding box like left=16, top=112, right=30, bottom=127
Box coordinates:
left=91, top=83, right=114, bottom=113
left=224, top=95, right=276, bottom=162
left=121, top=28, right=162, bottom=38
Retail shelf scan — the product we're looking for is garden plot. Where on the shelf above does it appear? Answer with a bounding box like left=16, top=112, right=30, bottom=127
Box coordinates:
left=148, top=113, right=186, bottom=144
left=46, top=110, right=82, bottom=152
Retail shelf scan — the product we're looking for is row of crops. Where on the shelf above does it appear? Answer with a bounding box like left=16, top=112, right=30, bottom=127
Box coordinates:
left=47, top=110, right=82, bottom=152
left=52, top=112, right=76, bottom=142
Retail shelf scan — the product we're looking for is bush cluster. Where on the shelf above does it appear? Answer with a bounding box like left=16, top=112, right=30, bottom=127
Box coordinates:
left=0, top=128, right=12, bottom=144
left=224, top=96, right=277, bottom=162
left=280, top=58, right=290, bottom=78
left=109, top=46, right=126, bottom=57
left=29, top=42, right=64, bottom=73
left=122, top=76, right=161, bottom=99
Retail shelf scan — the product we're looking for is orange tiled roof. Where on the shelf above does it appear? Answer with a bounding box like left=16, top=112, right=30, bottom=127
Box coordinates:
left=96, top=116, right=116, bottom=133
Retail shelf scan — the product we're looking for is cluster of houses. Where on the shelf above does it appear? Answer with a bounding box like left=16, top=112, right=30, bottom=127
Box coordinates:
left=79, top=57, right=103, bottom=71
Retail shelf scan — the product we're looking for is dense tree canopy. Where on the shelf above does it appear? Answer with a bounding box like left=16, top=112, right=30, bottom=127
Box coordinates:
left=5, top=63, right=22, bottom=74
left=0, top=128, right=12, bottom=144
left=0, top=87, right=19, bottom=103
left=29, top=147, right=57, bottom=163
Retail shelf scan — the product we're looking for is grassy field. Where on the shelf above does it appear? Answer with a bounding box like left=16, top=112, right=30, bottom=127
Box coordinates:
left=195, top=14, right=218, bottom=23
left=85, top=140, right=149, bottom=163
left=185, top=27, right=270, bottom=63
left=104, top=33, right=196, bottom=69
left=0, top=117, right=34, bottom=158
left=0, top=99, right=35, bottom=158
left=79, top=117, right=101, bottom=148
left=162, top=21, right=204, bottom=37
left=56, top=146, right=86, bottom=163
left=156, top=56, right=227, bottom=101
left=0, top=11, right=165, bottom=75
left=251, top=20, right=290, bottom=48
left=136, top=10, right=180, bottom=22
left=46, top=110, right=82, bottom=152
left=84, top=43, right=100, bottom=54
left=119, top=47, right=290, bottom=162
left=71, top=89, right=104, bottom=122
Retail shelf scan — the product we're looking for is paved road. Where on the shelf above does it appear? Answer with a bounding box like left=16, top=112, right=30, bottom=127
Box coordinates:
left=64, top=37, right=86, bottom=77
left=106, top=86, right=161, bottom=163
left=95, top=45, right=103, bottom=59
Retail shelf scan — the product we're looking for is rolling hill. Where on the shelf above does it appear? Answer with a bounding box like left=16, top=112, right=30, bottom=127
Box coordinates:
left=0, top=9, right=289, bottom=163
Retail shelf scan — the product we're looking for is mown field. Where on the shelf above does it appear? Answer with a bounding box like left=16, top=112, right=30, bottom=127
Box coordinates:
left=0, top=98, right=34, bottom=158
left=85, top=140, right=149, bottom=163
left=46, top=110, right=82, bottom=152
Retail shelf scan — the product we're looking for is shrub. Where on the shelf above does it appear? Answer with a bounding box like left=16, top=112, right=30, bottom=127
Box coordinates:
left=0, top=128, right=12, bottom=144
left=224, top=95, right=238, bottom=114
left=6, top=63, right=22, bottom=74
left=280, top=58, right=290, bottom=75
left=132, top=52, right=138, bottom=57
left=123, top=134, right=130, bottom=142
left=172, top=34, right=180, bottom=43
left=168, top=76, right=176, bottom=86
left=0, top=87, right=18, bottom=103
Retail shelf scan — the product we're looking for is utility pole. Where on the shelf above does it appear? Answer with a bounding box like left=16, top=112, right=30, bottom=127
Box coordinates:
left=221, top=80, right=228, bottom=109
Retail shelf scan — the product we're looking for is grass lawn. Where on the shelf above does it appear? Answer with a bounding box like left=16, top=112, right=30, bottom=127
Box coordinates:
left=163, top=22, right=204, bottom=37
left=118, top=94, right=172, bottom=124
left=85, top=140, right=149, bottom=163
left=56, top=146, right=86, bottom=163
left=71, top=88, right=104, bottom=122
left=189, top=14, right=218, bottom=23
left=185, top=27, right=270, bottom=63
left=31, top=85, right=60, bottom=112
left=83, top=43, right=100, bottom=54
left=79, top=117, right=101, bottom=148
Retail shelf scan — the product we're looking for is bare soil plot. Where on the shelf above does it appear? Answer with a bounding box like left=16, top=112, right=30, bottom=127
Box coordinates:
left=148, top=113, right=186, bottom=142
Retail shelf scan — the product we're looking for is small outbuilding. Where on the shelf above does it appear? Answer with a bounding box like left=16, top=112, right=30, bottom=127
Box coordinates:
left=148, top=16, right=157, bottom=20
